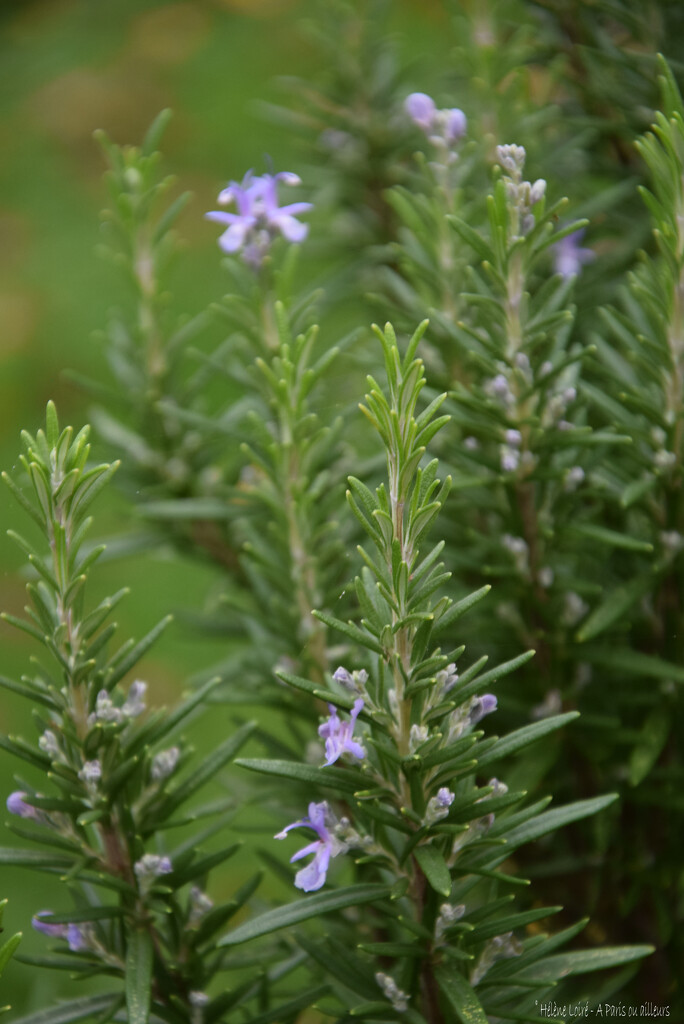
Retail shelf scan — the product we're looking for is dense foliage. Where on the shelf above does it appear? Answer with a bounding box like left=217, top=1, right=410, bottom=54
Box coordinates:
left=2, top=3, right=683, bottom=1023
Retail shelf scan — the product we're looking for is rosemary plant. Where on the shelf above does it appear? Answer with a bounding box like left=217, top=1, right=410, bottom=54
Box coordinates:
left=0, top=405, right=320, bottom=1024
left=90, top=116, right=351, bottom=706
left=4, top=10, right=679, bottom=1019
left=225, top=325, right=652, bottom=1024
left=582, top=56, right=684, bottom=989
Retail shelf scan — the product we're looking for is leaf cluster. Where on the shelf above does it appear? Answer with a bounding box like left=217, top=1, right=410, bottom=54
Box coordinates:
left=1, top=406, right=313, bottom=1024
left=232, top=326, right=652, bottom=1022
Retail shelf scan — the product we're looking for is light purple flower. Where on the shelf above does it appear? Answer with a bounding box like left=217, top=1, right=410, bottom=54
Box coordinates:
left=7, top=791, right=39, bottom=820
left=32, top=911, right=66, bottom=939
left=425, top=787, right=455, bottom=824
left=405, top=93, right=467, bottom=155
left=32, top=912, right=86, bottom=952
left=134, top=853, right=173, bottom=885
left=66, top=924, right=87, bottom=951
left=318, top=698, right=365, bottom=766
left=332, top=666, right=368, bottom=693
left=206, top=171, right=312, bottom=266
left=469, top=694, right=498, bottom=725
left=78, top=760, right=101, bottom=784
left=553, top=229, right=594, bottom=279
left=444, top=108, right=467, bottom=144
left=274, top=801, right=344, bottom=892
left=405, top=92, right=437, bottom=131
left=500, top=446, right=520, bottom=473
left=332, top=666, right=354, bottom=689
left=123, top=680, right=147, bottom=718
left=436, top=787, right=455, bottom=808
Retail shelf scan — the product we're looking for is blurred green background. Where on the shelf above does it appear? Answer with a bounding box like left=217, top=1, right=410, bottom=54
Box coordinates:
left=0, top=0, right=451, bottom=1015
left=6, top=0, right=684, bottom=1017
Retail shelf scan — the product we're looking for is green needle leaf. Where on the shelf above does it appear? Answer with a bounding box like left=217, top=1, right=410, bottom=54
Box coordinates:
left=0, top=932, right=21, bottom=977
left=219, top=884, right=392, bottom=945
left=236, top=757, right=368, bottom=795
left=414, top=844, right=451, bottom=897
left=521, top=945, right=654, bottom=981
left=7, top=995, right=120, bottom=1024
left=125, top=928, right=153, bottom=1024
left=435, top=966, right=489, bottom=1024
left=476, top=712, right=579, bottom=768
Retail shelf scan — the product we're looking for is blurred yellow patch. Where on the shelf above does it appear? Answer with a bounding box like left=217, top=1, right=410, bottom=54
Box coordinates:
left=586, top=920, right=608, bottom=945
left=295, top=1012, right=327, bottom=1024
left=6, top=0, right=77, bottom=41
left=26, top=65, right=166, bottom=160
left=129, top=3, right=210, bottom=65
left=0, top=211, right=31, bottom=273
left=211, top=0, right=297, bottom=17
left=0, top=291, right=38, bottom=356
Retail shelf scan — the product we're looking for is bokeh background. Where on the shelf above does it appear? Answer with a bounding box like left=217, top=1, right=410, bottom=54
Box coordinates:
left=0, top=0, right=452, bottom=1015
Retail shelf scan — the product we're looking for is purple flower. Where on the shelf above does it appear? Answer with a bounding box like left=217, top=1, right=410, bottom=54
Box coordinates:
left=436, top=787, right=455, bottom=808
left=32, top=912, right=86, bottom=952
left=444, top=108, right=467, bottom=144
left=425, top=787, right=455, bottom=824
left=332, top=666, right=368, bottom=693
left=134, top=853, right=173, bottom=885
left=405, top=92, right=437, bottom=131
left=66, top=924, right=87, bottom=952
left=7, top=791, right=39, bottom=820
left=32, top=911, right=65, bottom=939
left=553, top=229, right=594, bottom=279
left=332, top=665, right=354, bottom=689
left=206, top=171, right=312, bottom=266
left=469, top=694, right=497, bottom=725
left=500, top=446, right=520, bottom=473
left=405, top=94, right=467, bottom=153
left=318, top=698, right=365, bottom=766
left=275, top=801, right=344, bottom=892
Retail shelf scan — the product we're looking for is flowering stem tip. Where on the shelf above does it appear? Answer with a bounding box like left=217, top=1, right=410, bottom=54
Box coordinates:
left=206, top=170, right=312, bottom=267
